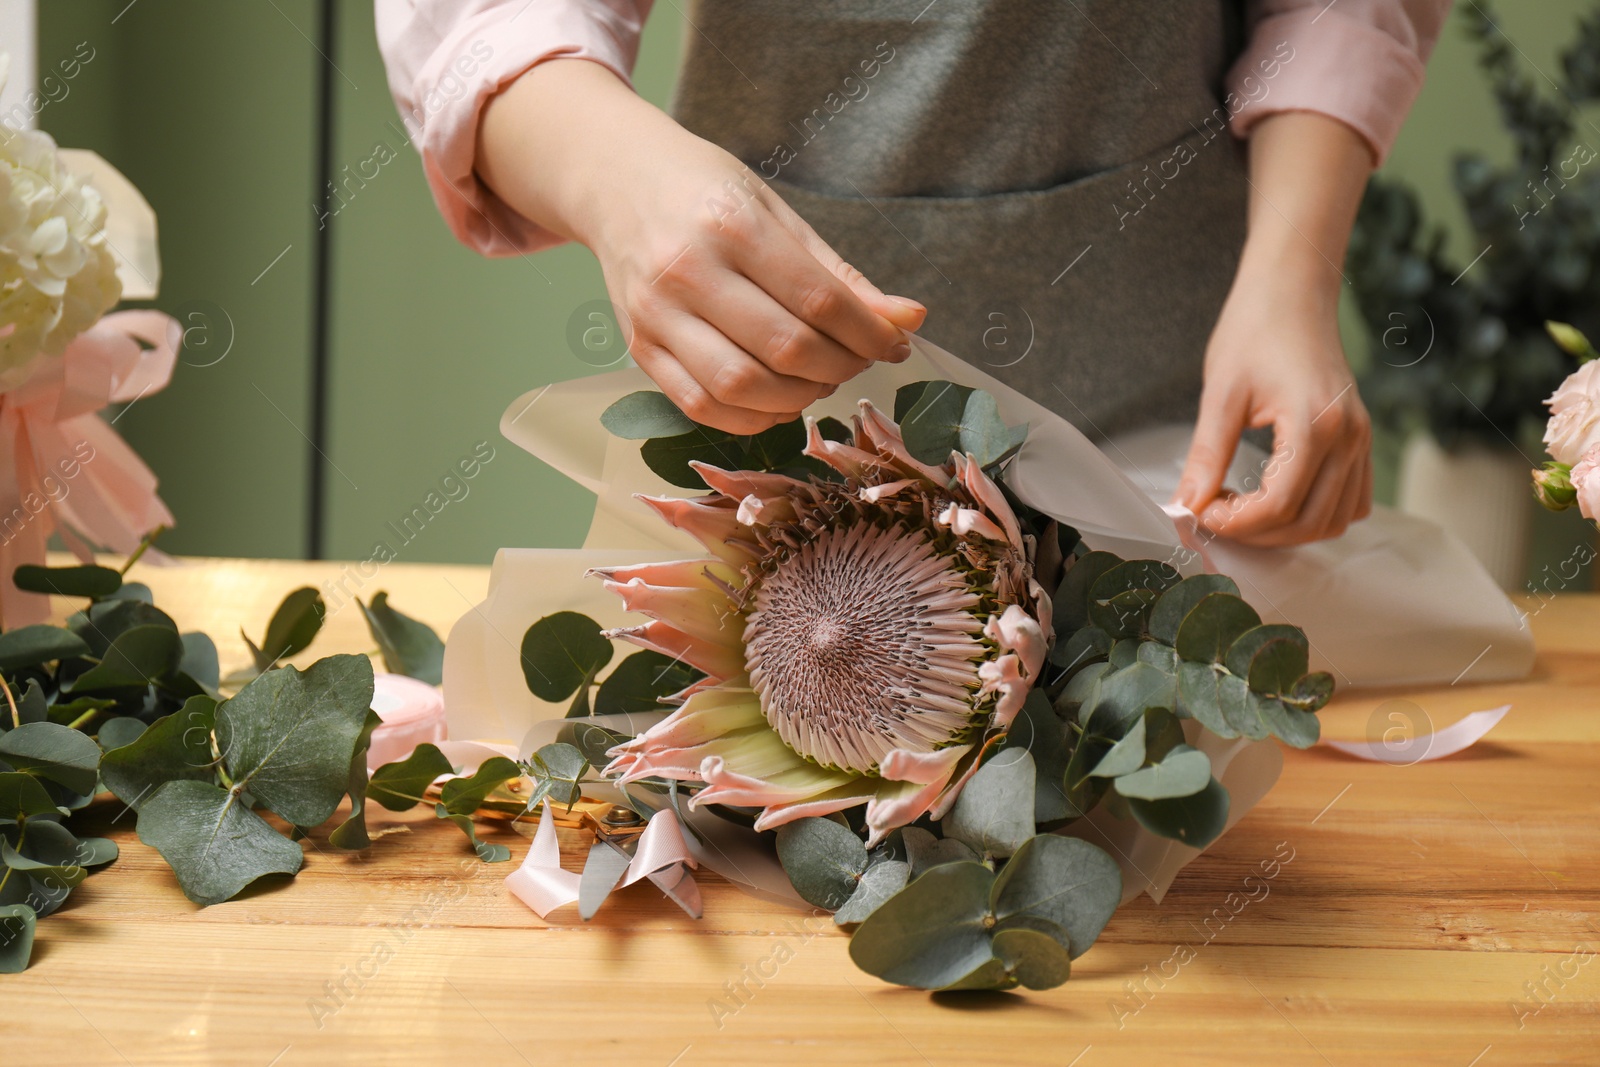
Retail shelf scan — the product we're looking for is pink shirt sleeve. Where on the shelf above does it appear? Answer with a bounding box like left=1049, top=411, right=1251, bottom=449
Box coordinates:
left=375, top=0, right=651, bottom=256
left=1226, top=0, right=1454, bottom=165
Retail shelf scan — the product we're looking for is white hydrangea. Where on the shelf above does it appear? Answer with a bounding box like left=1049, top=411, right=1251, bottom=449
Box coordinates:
left=0, top=57, right=121, bottom=389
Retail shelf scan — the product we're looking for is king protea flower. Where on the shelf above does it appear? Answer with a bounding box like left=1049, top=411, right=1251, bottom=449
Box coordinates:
left=594, top=400, right=1051, bottom=844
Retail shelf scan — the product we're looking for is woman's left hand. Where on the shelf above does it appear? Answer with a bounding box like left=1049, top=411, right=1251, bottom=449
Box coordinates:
left=1176, top=275, right=1373, bottom=546
left=1174, top=110, right=1377, bottom=546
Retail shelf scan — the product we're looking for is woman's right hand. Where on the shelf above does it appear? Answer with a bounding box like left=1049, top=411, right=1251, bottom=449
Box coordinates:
left=478, top=60, right=925, bottom=433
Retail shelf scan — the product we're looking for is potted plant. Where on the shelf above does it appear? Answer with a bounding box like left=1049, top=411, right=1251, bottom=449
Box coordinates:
left=1348, top=3, right=1600, bottom=588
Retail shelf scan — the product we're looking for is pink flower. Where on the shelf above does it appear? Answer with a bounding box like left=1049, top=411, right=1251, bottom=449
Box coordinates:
left=1543, top=359, right=1600, bottom=466
left=594, top=400, right=1050, bottom=845
left=1572, top=445, right=1600, bottom=521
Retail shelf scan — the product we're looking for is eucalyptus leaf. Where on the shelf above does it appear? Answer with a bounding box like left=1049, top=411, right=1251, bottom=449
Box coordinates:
left=848, top=861, right=996, bottom=989
left=956, top=390, right=1029, bottom=468
left=136, top=779, right=304, bottom=906
left=434, top=808, right=512, bottom=862
left=776, top=816, right=869, bottom=911
left=519, top=612, right=614, bottom=703
left=1085, top=662, right=1176, bottom=733
left=255, top=587, right=326, bottom=669
left=526, top=742, right=589, bottom=810
left=96, top=716, right=147, bottom=752
left=1048, top=625, right=1112, bottom=672
left=594, top=650, right=701, bottom=717
left=1127, top=776, right=1230, bottom=848
left=1173, top=593, right=1262, bottom=664
left=1242, top=637, right=1311, bottom=699
left=899, top=380, right=974, bottom=463
left=0, top=903, right=35, bottom=973
left=901, top=827, right=981, bottom=880
left=329, top=710, right=385, bottom=850
left=0, top=625, right=89, bottom=671
left=215, top=655, right=375, bottom=827
left=833, top=859, right=910, bottom=925
left=941, top=750, right=1036, bottom=859
left=1011, top=690, right=1070, bottom=823
left=990, top=926, right=1073, bottom=990
left=990, top=834, right=1122, bottom=960
left=99, top=696, right=217, bottom=811
left=1113, top=744, right=1212, bottom=800
left=437, top=756, right=522, bottom=818
left=640, top=428, right=749, bottom=490
left=1223, top=624, right=1309, bottom=681
left=1, top=837, right=87, bottom=889
left=1054, top=552, right=1122, bottom=633
left=0, top=771, right=66, bottom=819
left=0, top=722, right=102, bottom=795
left=69, top=599, right=177, bottom=656
left=359, top=592, right=445, bottom=685
left=600, top=390, right=697, bottom=439
left=178, top=632, right=221, bottom=693
left=1175, top=662, right=1244, bottom=738
left=366, top=743, right=454, bottom=812
left=13, top=564, right=122, bottom=599
left=744, top=419, right=807, bottom=470
left=22, top=818, right=116, bottom=868
left=1149, top=573, right=1240, bottom=645
left=1088, top=714, right=1146, bottom=779
left=70, top=624, right=184, bottom=691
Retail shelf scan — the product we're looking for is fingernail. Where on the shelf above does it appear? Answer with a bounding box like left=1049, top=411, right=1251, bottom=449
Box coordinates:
left=887, top=295, right=925, bottom=312
left=887, top=342, right=911, bottom=363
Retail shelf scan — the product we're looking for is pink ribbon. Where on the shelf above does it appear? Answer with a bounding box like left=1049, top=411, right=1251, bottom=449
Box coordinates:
left=0, top=309, right=178, bottom=626
left=367, top=673, right=448, bottom=771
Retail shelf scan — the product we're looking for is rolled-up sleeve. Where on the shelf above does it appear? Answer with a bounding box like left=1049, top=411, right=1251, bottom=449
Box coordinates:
left=1225, top=0, right=1454, bottom=165
left=375, top=0, right=652, bottom=256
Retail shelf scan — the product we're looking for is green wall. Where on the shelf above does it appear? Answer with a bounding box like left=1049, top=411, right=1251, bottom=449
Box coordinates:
left=30, top=1, right=1598, bottom=587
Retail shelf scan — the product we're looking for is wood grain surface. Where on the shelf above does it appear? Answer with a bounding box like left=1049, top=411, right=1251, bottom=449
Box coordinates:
left=7, top=556, right=1598, bottom=1066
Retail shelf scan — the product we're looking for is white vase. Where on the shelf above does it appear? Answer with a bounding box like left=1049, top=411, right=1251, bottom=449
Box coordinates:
left=1396, top=433, right=1531, bottom=591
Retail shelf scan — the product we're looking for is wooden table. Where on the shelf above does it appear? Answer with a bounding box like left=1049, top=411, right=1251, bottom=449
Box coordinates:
left=9, top=557, right=1599, bottom=1066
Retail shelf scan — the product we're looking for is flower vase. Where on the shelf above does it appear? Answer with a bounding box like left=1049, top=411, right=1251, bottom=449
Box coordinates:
left=1397, top=432, right=1531, bottom=591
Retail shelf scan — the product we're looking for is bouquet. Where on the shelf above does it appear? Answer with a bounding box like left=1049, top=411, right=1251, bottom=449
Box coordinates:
left=0, top=55, right=178, bottom=627
left=1531, top=320, right=1600, bottom=520
left=484, top=378, right=1334, bottom=992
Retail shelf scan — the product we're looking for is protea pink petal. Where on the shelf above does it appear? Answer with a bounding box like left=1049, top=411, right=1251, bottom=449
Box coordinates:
left=859, top=478, right=918, bottom=504
left=956, top=453, right=1023, bottom=549
left=609, top=723, right=789, bottom=785
left=857, top=400, right=953, bottom=485
left=984, top=603, right=1047, bottom=680
left=603, top=577, right=743, bottom=648
left=752, top=780, right=883, bottom=832
left=938, top=502, right=1008, bottom=543
left=977, top=653, right=1028, bottom=727
left=689, top=461, right=809, bottom=503
left=607, top=688, right=764, bottom=757
left=864, top=775, right=955, bottom=847
left=586, top=558, right=741, bottom=594
left=604, top=620, right=745, bottom=680
left=927, top=747, right=987, bottom=820
left=735, top=492, right=796, bottom=527
left=691, top=748, right=857, bottom=807
left=636, top=494, right=758, bottom=564
left=803, top=416, right=883, bottom=479
left=879, top=744, right=969, bottom=785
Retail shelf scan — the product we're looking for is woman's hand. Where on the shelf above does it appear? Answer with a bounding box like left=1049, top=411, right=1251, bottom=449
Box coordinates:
left=1175, top=111, right=1376, bottom=545
left=478, top=60, right=924, bottom=434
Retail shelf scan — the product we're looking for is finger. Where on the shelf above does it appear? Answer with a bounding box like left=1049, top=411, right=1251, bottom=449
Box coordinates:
left=656, top=310, right=827, bottom=415
left=1199, top=420, right=1320, bottom=540
left=1354, top=450, right=1374, bottom=521
left=752, top=189, right=927, bottom=337
left=1227, top=441, right=1358, bottom=547
left=1175, top=385, right=1249, bottom=514
left=688, top=272, right=872, bottom=386
left=630, top=339, right=795, bottom=435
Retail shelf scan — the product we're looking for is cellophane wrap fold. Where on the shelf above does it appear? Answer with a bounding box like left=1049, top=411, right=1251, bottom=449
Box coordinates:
left=445, top=335, right=1533, bottom=905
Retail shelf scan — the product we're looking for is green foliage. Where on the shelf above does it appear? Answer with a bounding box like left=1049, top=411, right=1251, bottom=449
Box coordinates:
left=242, top=587, right=325, bottom=673
left=1349, top=1, right=1600, bottom=447
left=600, top=390, right=698, bottom=440
left=897, top=381, right=1028, bottom=468
left=520, top=611, right=614, bottom=716
left=359, top=591, right=445, bottom=685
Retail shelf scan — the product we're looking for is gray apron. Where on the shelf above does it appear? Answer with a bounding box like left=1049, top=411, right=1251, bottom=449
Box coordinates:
left=672, top=0, right=1249, bottom=439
